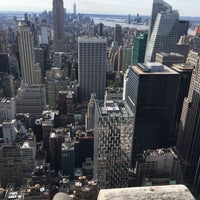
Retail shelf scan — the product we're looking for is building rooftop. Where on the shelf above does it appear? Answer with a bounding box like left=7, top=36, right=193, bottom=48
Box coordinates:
left=143, top=148, right=178, bottom=158
left=172, top=63, right=194, bottom=72
left=158, top=52, right=184, bottom=58
left=78, top=37, right=107, bottom=43
left=97, top=185, right=195, bottom=200
left=98, top=100, right=133, bottom=118
left=133, top=63, right=178, bottom=74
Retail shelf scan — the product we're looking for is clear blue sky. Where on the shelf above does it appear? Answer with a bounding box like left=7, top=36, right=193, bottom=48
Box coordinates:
left=0, top=0, right=199, bottom=16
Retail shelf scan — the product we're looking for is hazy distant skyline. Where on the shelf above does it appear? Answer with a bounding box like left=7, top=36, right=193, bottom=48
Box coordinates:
left=0, top=0, right=199, bottom=17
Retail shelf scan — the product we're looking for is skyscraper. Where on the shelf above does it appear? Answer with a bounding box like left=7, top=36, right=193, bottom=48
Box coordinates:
left=144, top=0, right=179, bottom=62
left=53, top=0, right=65, bottom=52
left=93, top=99, right=134, bottom=189
left=114, top=24, right=122, bottom=46
left=176, top=51, right=200, bottom=192
left=124, top=63, right=179, bottom=165
left=18, top=20, right=41, bottom=85
left=78, top=37, right=107, bottom=102
left=73, top=1, right=76, bottom=16
left=132, top=33, right=148, bottom=65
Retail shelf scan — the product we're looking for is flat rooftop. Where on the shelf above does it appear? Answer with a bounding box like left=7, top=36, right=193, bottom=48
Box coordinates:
left=132, top=63, right=179, bottom=75
left=97, top=185, right=195, bottom=200
left=172, top=63, right=194, bottom=72
left=98, top=100, right=134, bottom=118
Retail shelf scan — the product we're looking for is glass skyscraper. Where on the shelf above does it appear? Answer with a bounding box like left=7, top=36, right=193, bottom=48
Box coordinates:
left=145, top=0, right=179, bottom=62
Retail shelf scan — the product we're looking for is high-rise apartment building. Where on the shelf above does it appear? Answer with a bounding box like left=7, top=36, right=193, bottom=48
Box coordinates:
left=145, top=0, right=179, bottom=62
left=18, top=20, right=42, bottom=85
left=124, top=63, right=179, bottom=166
left=78, top=37, right=107, bottom=102
left=53, top=0, right=65, bottom=52
left=93, top=99, right=134, bottom=189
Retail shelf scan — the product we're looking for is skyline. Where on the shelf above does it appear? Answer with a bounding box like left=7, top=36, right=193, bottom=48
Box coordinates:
left=0, top=0, right=199, bottom=17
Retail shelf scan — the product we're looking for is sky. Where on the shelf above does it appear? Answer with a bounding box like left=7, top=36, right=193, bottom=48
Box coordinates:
left=0, top=0, right=199, bottom=17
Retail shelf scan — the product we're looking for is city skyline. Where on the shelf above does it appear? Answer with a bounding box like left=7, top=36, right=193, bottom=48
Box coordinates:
left=0, top=0, right=199, bottom=17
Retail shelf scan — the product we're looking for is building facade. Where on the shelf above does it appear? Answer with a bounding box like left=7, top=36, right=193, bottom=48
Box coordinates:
left=145, top=0, right=179, bottom=62
left=78, top=37, right=107, bottom=102
left=18, top=20, right=41, bottom=85
left=53, top=0, right=65, bottom=52
left=93, top=99, right=134, bottom=189
left=124, top=63, right=179, bottom=166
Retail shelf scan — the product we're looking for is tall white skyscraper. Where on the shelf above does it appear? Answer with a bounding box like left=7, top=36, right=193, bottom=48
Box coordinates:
left=53, top=0, right=65, bottom=52
left=18, top=21, right=41, bottom=85
left=78, top=37, right=107, bottom=102
left=144, top=0, right=179, bottom=62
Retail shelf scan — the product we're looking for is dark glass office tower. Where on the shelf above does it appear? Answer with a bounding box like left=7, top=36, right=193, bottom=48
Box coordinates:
left=124, top=63, right=179, bottom=165
left=53, top=0, right=65, bottom=52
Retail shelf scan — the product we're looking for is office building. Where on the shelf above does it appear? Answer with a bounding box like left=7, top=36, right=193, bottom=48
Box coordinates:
left=114, top=24, right=122, bottom=46
left=192, top=27, right=200, bottom=53
left=53, top=0, right=65, bottom=52
left=94, top=23, right=104, bottom=37
left=62, top=142, right=75, bottom=178
left=155, top=52, right=185, bottom=67
left=97, top=185, right=195, bottom=200
left=0, top=98, right=16, bottom=124
left=177, top=20, right=189, bottom=41
left=0, top=30, right=7, bottom=53
left=40, top=19, right=49, bottom=45
left=20, top=141, right=36, bottom=179
left=0, top=53, right=10, bottom=73
left=15, top=84, right=46, bottom=120
left=41, top=110, right=55, bottom=152
left=3, top=119, right=18, bottom=143
left=132, top=33, right=148, bottom=65
left=34, top=48, right=46, bottom=81
left=170, top=63, right=193, bottom=139
left=86, top=93, right=96, bottom=130
left=2, top=74, right=15, bottom=97
left=73, top=1, right=76, bottom=16
left=0, top=144, right=22, bottom=187
left=49, top=130, right=65, bottom=171
left=176, top=51, right=200, bottom=192
left=176, top=35, right=190, bottom=62
left=78, top=37, right=107, bottom=102
left=94, top=99, right=134, bottom=189
left=57, top=91, right=75, bottom=123
left=124, top=63, right=179, bottom=166
left=145, top=0, right=179, bottom=62
left=122, top=44, right=133, bottom=72
left=18, top=20, right=42, bottom=85
left=135, top=148, right=182, bottom=186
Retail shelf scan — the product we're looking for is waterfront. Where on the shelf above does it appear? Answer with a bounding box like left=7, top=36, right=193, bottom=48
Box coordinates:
left=92, top=16, right=149, bottom=30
